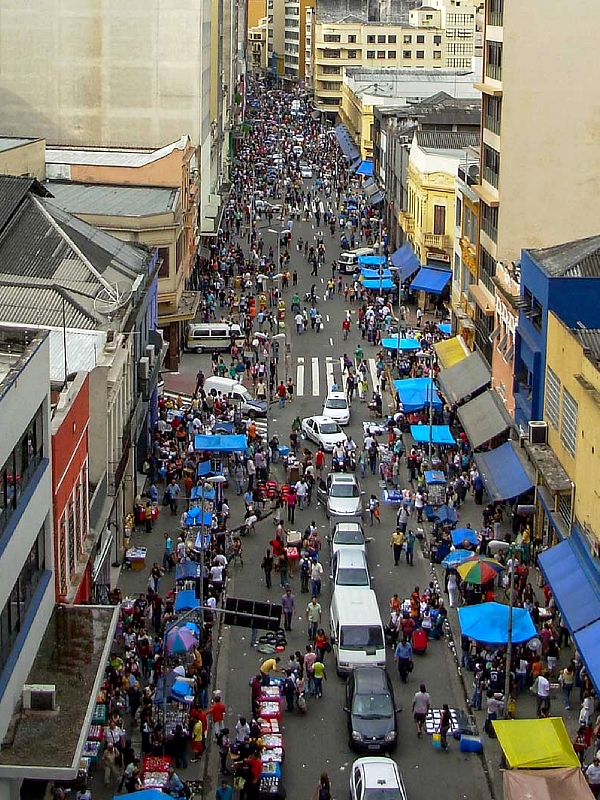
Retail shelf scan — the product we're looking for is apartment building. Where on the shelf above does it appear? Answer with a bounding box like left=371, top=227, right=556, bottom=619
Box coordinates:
left=313, top=0, right=476, bottom=114
left=473, top=0, right=600, bottom=409
left=283, top=0, right=316, bottom=84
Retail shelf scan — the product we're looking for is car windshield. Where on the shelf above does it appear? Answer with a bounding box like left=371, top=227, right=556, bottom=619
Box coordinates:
left=320, top=422, right=341, bottom=434
left=363, top=790, right=402, bottom=800
left=337, top=568, right=369, bottom=586
left=325, top=399, right=348, bottom=409
left=330, top=483, right=359, bottom=498
left=334, top=531, right=364, bottom=545
left=352, top=693, right=394, bottom=718
left=340, top=626, right=384, bottom=649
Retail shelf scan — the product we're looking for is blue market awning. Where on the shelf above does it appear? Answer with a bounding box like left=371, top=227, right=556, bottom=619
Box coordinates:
left=539, top=537, right=600, bottom=635
left=410, top=266, right=452, bottom=295
left=368, top=192, right=384, bottom=206
left=334, top=124, right=360, bottom=161
left=363, top=278, right=395, bottom=291
left=437, top=323, right=452, bottom=335
left=451, top=527, right=479, bottom=547
left=358, top=255, right=387, bottom=266
left=195, top=433, right=248, bottom=452
left=389, top=243, right=421, bottom=281
left=197, top=460, right=213, bottom=476
left=175, top=562, right=202, bottom=581
left=574, top=621, right=600, bottom=695
left=473, top=441, right=533, bottom=500
left=355, top=160, right=374, bottom=176
left=174, top=590, right=200, bottom=613
left=425, top=470, right=446, bottom=485
left=410, top=424, right=455, bottom=445
left=361, top=267, right=392, bottom=279
left=190, top=485, right=216, bottom=501
left=381, top=337, right=420, bottom=351
left=184, top=509, right=213, bottom=527
left=394, top=377, right=442, bottom=412
left=458, top=602, right=537, bottom=645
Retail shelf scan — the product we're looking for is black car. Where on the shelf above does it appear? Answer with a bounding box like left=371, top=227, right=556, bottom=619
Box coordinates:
left=345, top=667, right=399, bottom=752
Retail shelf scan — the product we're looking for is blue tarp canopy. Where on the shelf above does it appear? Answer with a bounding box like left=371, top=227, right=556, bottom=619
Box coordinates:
left=432, top=505, right=458, bottom=525
left=369, top=192, right=384, bottom=206
left=115, top=790, right=168, bottom=800
left=410, top=266, right=452, bottom=295
left=411, top=425, right=455, bottom=445
left=174, top=590, right=200, bottom=613
left=184, top=508, right=213, bottom=527
left=458, top=602, right=537, bottom=645
left=451, top=527, right=479, bottom=547
left=474, top=442, right=533, bottom=501
left=361, top=268, right=392, bottom=280
left=363, top=278, right=395, bottom=291
left=394, top=377, right=442, bottom=412
left=424, top=470, right=446, bottom=485
left=195, top=434, right=247, bottom=452
left=437, top=323, right=452, bottom=335
left=574, top=621, right=600, bottom=695
left=355, top=160, right=374, bottom=176
left=197, top=460, right=213, bottom=477
left=175, top=562, right=202, bottom=581
left=389, top=243, right=421, bottom=281
left=381, top=337, right=420, bottom=351
left=334, top=124, right=360, bottom=161
left=359, top=255, right=387, bottom=266
left=539, top=537, right=600, bottom=634
left=190, top=485, right=215, bottom=501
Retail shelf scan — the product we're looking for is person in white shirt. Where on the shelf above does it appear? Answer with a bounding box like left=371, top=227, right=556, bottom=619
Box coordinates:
left=210, top=562, right=224, bottom=598
left=310, top=559, right=323, bottom=597
left=534, top=671, right=551, bottom=716
left=295, top=478, right=308, bottom=510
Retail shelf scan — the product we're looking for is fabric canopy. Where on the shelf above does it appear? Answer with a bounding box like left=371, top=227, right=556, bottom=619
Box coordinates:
left=381, top=337, right=420, bottom=351
left=116, top=790, right=171, bottom=800
left=360, top=267, right=392, bottom=279
left=539, top=537, right=600, bottom=635
left=389, top=243, right=421, bottom=281
left=574, top=621, right=600, bottom=696
left=197, top=460, right=213, bottom=476
left=195, top=433, right=247, bottom=452
left=334, top=124, right=360, bottom=161
left=359, top=254, right=387, bottom=267
left=437, top=323, right=451, bottom=335
left=363, top=278, right=395, bottom=290
left=504, top=768, right=594, bottom=800
left=456, top=390, right=512, bottom=450
left=437, top=350, right=491, bottom=405
left=451, top=527, right=479, bottom=547
left=184, top=509, right=212, bottom=527
left=434, top=336, right=469, bottom=368
left=175, top=562, right=202, bottom=581
left=410, top=266, right=451, bottom=295
left=355, top=160, right=374, bottom=176
left=369, top=192, right=384, bottom=206
left=458, top=602, right=537, bottom=645
left=190, top=485, right=215, bottom=501
left=492, top=718, right=580, bottom=769
left=474, top=441, right=533, bottom=501
left=410, top=425, right=455, bottom=445
left=174, top=590, right=200, bottom=613
left=394, top=377, right=442, bottom=412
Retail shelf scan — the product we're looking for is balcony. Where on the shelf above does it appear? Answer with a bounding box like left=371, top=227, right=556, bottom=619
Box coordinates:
left=423, top=232, right=450, bottom=249
left=399, top=209, right=414, bottom=234
left=459, top=237, right=477, bottom=272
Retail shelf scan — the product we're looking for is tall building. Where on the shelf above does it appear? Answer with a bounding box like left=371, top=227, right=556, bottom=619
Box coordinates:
left=283, top=0, right=315, bottom=85
left=472, top=0, right=600, bottom=409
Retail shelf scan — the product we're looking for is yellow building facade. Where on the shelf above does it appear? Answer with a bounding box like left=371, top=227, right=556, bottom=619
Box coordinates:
left=339, top=85, right=373, bottom=160
left=544, top=312, right=600, bottom=544
left=405, top=155, right=455, bottom=267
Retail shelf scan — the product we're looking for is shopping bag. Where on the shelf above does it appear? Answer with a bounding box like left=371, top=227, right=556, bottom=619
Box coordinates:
left=234, top=777, right=246, bottom=790
left=432, top=733, right=442, bottom=749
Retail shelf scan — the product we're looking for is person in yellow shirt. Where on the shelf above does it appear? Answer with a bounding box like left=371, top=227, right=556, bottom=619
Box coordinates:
left=259, top=656, right=282, bottom=685
left=390, top=528, right=405, bottom=566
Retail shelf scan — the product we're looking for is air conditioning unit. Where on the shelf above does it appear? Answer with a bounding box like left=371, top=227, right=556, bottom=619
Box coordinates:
left=146, top=344, right=156, bottom=366
left=23, top=684, right=56, bottom=711
left=528, top=420, right=548, bottom=444
left=138, top=357, right=150, bottom=380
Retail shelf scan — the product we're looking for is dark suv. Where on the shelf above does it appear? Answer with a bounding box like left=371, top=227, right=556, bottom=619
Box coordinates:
left=345, top=667, right=399, bottom=752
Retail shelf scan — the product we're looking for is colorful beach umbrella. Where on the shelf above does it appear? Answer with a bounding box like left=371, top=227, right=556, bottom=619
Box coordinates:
left=441, top=549, right=476, bottom=568
left=165, top=626, right=198, bottom=655
left=457, top=557, right=505, bottom=585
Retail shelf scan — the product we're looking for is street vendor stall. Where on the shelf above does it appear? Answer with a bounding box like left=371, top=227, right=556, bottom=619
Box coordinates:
left=492, top=718, right=580, bottom=769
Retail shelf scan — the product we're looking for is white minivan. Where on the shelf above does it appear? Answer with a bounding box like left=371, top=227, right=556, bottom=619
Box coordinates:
left=330, top=587, right=386, bottom=675
left=185, top=322, right=245, bottom=353
left=203, top=376, right=268, bottom=418
left=337, top=247, right=376, bottom=275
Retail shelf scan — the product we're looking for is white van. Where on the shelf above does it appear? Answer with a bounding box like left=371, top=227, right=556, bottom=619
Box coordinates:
left=337, top=247, right=376, bottom=275
left=330, top=547, right=371, bottom=589
left=185, top=322, right=245, bottom=353
left=203, top=376, right=268, bottom=418
left=330, top=587, right=386, bottom=675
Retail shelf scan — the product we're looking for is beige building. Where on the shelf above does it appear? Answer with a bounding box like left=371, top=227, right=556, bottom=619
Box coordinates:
left=0, top=136, right=45, bottom=180
left=249, top=18, right=269, bottom=74
left=313, top=0, right=476, bottom=115
left=283, top=0, right=315, bottom=84
left=267, top=0, right=286, bottom=76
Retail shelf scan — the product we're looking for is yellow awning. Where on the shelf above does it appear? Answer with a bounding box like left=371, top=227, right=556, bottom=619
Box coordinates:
left=493, top=718, right=580, bottom=769
left=433, top=336, right=469, bottom=369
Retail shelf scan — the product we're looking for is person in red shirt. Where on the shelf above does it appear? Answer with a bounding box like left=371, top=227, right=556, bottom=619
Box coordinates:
left=315, top=447, right=325, bottom=477
left=209, top=694, right=226, bottom=738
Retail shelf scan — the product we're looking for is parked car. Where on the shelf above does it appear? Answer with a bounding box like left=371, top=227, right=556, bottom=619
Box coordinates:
left=349, top=757, right=407, bottom=800
left=301, top=166, right=313, bottom=179
left=317, top=473, right=363, bottom=519
left=322, top=390, right=350, bottom=425
left=301, top=416, right=347, bottom=452
left=331, top=547, right=371, bottom=589
left=345, top=668, right=399, bottom=752
left=328, top=521, right=367, bottom=560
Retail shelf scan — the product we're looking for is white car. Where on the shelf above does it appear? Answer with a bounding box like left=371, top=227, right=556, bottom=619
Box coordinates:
left=350, top=758, right=408, bottom=800
left=317, top=473, right=364, bottom=519
left=301, top=166, right=313, bottom=179
left=329, top=521, right=367, bottom=560
left=301, top=415, right=347, bottom=452
left=322, top=390, right=350, bottom=425
left=293, top=145, right=303, bottom=156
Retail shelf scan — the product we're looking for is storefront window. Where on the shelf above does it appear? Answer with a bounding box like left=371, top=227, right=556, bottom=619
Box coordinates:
left=0, top=405, right=44, bottom=538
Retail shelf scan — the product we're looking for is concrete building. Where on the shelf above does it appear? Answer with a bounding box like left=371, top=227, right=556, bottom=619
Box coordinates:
left=249, top=17, right=269, bottom=75
left=313, top=0, right=476, bottom=114
left=283, top=0, right=315, bottom=84
left=490, top=261, right=519, bottom=417
left=0, top=137, right=45, bottom=180
left=451, top=144, right=479, bottom=352
left=266, top=0, right=286, bottom=79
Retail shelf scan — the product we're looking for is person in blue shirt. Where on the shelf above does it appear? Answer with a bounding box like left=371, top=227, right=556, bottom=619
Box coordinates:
left=216, top=780, right=233, bottom=800
left=164, top=768, right=185, bottom=797
left=148, top=482, right=158, bottom=503
left=394, top=637, right=413, bottom=683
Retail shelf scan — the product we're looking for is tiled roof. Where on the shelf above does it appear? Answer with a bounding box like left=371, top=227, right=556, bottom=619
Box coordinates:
left=414, top=130, right=480, bottom=151
left=528, top=235, right=600, bottom=278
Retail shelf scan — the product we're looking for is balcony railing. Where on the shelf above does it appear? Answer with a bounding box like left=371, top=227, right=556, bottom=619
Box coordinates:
left=485, top=63, right=502, bottom=81
left=484, top=114, right=501, bottom=135
left=459, top=237, right=477, bottom=271
left=423, top=232, right=451, bottom=249
left=399, top=210, right=414, bottom=233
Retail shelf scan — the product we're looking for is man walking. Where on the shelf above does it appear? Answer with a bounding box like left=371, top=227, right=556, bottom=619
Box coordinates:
left=306, top=596, right=322, bottom=641
left=390, top=528, right=405, bottom=566
left=165, top=479, right=180, bottom=515
left=394, top=636, right=413, bottom=684
left=412, top=683, right=430, bottom=737
left=310, top=558, right=323, bottom=597
left=281, top=586, right=296, bottom=631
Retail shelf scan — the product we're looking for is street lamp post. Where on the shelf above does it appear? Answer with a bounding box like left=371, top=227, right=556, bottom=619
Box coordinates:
left=268, top=227, right=283, bottom=271
left=503, top=544, right=516, bottom=718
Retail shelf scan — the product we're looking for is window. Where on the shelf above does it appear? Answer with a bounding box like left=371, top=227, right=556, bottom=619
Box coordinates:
left=487, top=0, right=503, bottom=27
left=324, top=49, right=340, bottom=58
left=486, top=40, right=502, bottom=81
left=561, top=389, right=578, bottom=457
left=367, top=50, right=375, bottom=59
left=403, top=35, right=412, bottom=44
left=324, top=34, right=341, bottom=42
left=377, top=35, right=386, bottom=43
left=388, top=35, right=396, bottom=43
left=403, top=50, right=412, bottom=59
left=347, top=50, right=357, bottom=58
left=483, top=144, right=500, bottom=188
left=433, top=35, right=442, bottom=44
left=416, top=50, right=425, bottom=59
left=455, top=196, right=462, bottom=228
left=479, top=246, right=496, bottom=294
left=433, top=50, right=441, bottom=59
left=447, top=57, right=472, bottom=68
left=416, top=35, right=425, bottom=43
left=158, top=247, right=170, bottom=278
left=388, top=50, right=396, bottom=59
left=367, top=35, right=375, bottom=43
left=322, top=64, right=341, bottom=74
left=484, top=94, right=502, bottom=135
left=545, top=367, right=561, bottom=430
left=464, top=205, right=477, bottom=244
left=433, top=205, right=446, bottom=235
left=481, top=202, right=498, bottom=242
left=377, top=50, right=385, bottom=58
left=0, top=405, right=44, bottom=538
left=348, top=34, right=356, bottom=43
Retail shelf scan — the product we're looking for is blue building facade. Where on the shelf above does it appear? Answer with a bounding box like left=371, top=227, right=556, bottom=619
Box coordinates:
left=513, top=235, right=600, bottom=430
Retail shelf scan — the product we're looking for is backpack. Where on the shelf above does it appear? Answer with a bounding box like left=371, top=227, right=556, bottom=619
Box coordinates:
left=318, top=785, right=331, bottom=800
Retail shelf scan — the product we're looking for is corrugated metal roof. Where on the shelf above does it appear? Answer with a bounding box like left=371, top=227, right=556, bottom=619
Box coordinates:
left=45, top=135, right=189, bottom=167
left=0, top=175, right=37, bottom=231
left=0, top=137, right=39, bottom=154
left=529, top=235, right=600, bottom=278
left=414, top=130, right=480, bottom=151
left=45, top=181, right=180, bottom=217
left=575, top=329, right=600, bottom=363
left=0, top=284, right=96, bottom=329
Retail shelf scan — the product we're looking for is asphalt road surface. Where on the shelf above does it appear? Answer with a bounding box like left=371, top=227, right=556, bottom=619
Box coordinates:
left=177, top=199, right=492, bottom=800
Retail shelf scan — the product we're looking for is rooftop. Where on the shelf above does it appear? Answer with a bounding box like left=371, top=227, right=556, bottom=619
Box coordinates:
left=317, top=0, right=420, bottom=24
left=528, top=234, right=600, bottom=278
left=44, top=181, right=180, bottom=218
left=575, top=329, right=600, bottom=364
left=46, top=135, right=189, bottom=168
left=0, top=326, right=48, bottom=402
left=0, top=605, right=118, bottom=777
left=0, top=136, right=42, bottom=154
left=523, top=441, right=572, bottom=494
left=414, top=130, right=480, bottom=151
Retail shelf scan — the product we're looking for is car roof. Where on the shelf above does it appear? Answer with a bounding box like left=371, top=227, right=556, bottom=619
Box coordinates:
left=325, top=391, right=348, bottom=401
left=333, top=522, right=364, bottom=534
left=330, top=473, right=358, bottom=483
left=352, top=666, right=389, bottom=692
left=334, top=547, right=367, bottom=567
left=310, top=415, right=340, bottom=425
left=357, top=757, right=401, bottom=788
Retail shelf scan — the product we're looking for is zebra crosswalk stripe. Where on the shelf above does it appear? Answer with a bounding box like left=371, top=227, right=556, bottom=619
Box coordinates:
left=295, top=355, right=380, bottom=397
left=311, top=357, right=320, bottom=396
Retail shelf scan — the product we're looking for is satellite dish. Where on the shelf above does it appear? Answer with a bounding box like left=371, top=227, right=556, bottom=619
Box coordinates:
left=467, top=164, right=479, bottom=180
left=93, top=282, right=133, bottom=318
